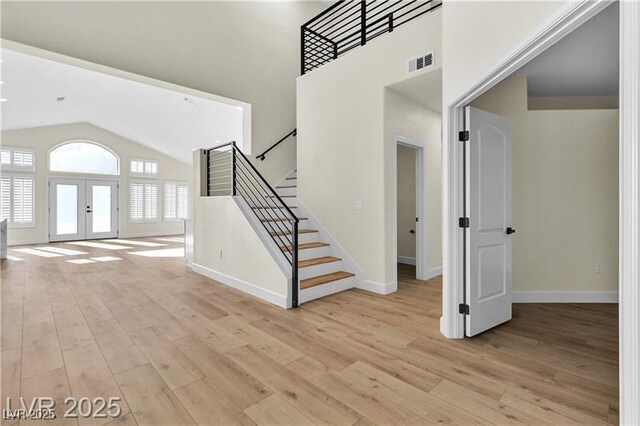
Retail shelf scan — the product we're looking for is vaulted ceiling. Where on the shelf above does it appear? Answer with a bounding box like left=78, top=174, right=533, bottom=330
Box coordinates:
left=1, top=48, right=243, bottom=164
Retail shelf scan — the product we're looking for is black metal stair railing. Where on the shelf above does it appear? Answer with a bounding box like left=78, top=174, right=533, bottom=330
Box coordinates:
left=255, top=129, right=297, bottom=161
left=205, top=141, right=300, bottom=307
left=301, top=0, right=442, bottom=75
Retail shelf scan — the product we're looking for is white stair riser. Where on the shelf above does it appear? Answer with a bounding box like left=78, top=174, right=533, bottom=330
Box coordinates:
left=298, top=246, right=331, bottom=261
left=276, top=187, right=297, bottom=197
left=299, top=260, right=343, bottom=280
left=271, top=232, right=319, bottom=245
left=262, top=198, right=296, bottom=208
left=299, top=276, right=355, bottom=304
left=262, top=219, right=309, bottom=230
left=298, top=232, right=320, bottom=244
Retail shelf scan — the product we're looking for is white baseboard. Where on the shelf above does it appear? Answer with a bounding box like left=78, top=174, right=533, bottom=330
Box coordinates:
left=8, top=238, right=48, bottom=246
left=425, top=265, right=443, bottom=280
left=191, top=263, right=288, bottom=308
left=397, top=256, right=416, bottom=265
left=119, top=231, right=183, bottom=239
left=356, top=279, right=397, bottom=295
left=512, top=291, right=618, bottom=303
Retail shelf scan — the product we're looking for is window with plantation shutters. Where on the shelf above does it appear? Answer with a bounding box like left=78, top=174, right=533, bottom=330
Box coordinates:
left=130, top=182, right=157, bottom=222
left=0, top=175, right=34, bottom=227
left=164, top=182, right=189, bottom=220
left=1, top=147, right=35, bottom=171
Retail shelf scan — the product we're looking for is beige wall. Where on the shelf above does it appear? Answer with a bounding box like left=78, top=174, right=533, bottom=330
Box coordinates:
left=1, top=122, right=192, bottom=244
left=192, top=151, right=288, bottom=304
left=472, top=75, right=618, bottom=292
left=297, top=10, right=442, bottom=286
left=385, top=89, right=443, bottom=275
left=397, top=145, right=416, bottom=261
left=443, top=1, right=564, bottom=104
left=1, top=1, right=325, bottom=184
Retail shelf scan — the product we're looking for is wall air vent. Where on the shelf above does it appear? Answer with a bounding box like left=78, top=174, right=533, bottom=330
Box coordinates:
left=408, top=52, right=434, bottom=73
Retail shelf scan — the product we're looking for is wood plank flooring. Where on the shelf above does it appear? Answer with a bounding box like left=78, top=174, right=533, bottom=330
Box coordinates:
left=1, top=240, right=618, bottom=425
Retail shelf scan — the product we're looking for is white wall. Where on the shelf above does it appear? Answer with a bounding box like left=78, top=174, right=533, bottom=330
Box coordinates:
left=1, top=1, right=326, bottom=184
left=472, top=75, right=618, bottom=293
left=385, top=89, right=443, bottom=277
left=297, top=10, right=442, bottom=287
left=443, top=1, right=565, bottom=105
left=397, top=145, right=416, bottom=262
left=192, top=150, right=289, bottom=307
left=1, top=122, right=192, bottom=244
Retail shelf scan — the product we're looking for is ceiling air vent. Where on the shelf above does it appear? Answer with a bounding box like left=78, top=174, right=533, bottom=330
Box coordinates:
left=408, top=52, right=434, bottom=73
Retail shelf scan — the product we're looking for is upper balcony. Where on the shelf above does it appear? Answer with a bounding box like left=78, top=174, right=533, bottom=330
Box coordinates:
left=301, top=0, right=442, bottom=75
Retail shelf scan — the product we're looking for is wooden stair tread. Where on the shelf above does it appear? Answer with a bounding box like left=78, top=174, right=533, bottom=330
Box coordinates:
left=300, top=271, right=355, bottom=289
left=262, top=217, right=308, bottom=222
left=280, top=242, right=329, bottom=251
left=270, top=229, right=318, bottom=236
left=285, top=176, right=297, bottom=180
left=252, top=206, right=297, bottom=209
left=265, top=195, right=296, bottom=198
left=276, top=185, right=296, bottom=189
left=299, top=256, right=341, bottom=268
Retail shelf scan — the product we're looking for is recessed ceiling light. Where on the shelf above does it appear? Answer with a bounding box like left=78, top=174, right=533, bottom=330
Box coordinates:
left=56, top=96, right=66, bottom=102
left=0, top=99, right=7, bottom=102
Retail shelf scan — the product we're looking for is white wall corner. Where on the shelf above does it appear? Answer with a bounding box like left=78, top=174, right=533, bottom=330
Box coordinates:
left=425, top=265, right=442, bottom=280
left=192, top=263, right=289, bottom=308
left=513, top=291, right=619, bottom=304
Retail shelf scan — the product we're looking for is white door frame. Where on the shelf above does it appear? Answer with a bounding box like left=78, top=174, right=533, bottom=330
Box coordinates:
left=441, top=1, right=639, bottom=422
left=393, top=136, right=427, bottom=281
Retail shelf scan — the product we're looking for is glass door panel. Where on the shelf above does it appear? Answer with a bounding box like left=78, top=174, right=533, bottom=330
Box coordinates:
left=49, top=179, right=86, bottom=242
left=86, top=181, right=118, bottom=239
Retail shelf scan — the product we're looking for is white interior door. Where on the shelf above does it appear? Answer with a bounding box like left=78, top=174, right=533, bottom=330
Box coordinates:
left=465, top=106, right=513, bottom=337
left=49, top=178, right=118, bottom=242
left=50, top=178, right=86, bottom=242
left=86, top=180, right=118, bottom=239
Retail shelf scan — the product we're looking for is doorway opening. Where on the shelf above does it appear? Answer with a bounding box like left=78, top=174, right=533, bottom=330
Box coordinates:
left=49, top=178, right=119, bottom=242
left=396, top=142, right=422, bottom=280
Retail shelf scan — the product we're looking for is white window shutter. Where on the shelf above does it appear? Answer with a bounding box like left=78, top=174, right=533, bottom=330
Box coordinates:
left=177, top=185, right=188, bottom=219
left=130, top=183, right=143, bottom=220
left=0, top=177, right=11, bottom=221
left=13, top=150, right=34, bottom=169
left=145, top=183, right=157, bottom=220
left=0, top=150, right=11, bottom=165
left=12, top=177, right=33, bottom=225
left=164, top=183, right=177, bottom=219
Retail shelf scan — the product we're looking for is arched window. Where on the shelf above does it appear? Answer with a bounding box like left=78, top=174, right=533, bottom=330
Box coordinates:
left=50, top=141, right=119, bottom=175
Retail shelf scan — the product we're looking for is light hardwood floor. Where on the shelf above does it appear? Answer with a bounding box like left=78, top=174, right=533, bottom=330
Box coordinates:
left=1, top=239, right=618, bottom=425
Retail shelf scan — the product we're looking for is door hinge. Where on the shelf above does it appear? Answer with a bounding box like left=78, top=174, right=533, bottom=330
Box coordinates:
left=459, top=303, right=469, bottom=315
left=458, top=130, right=469, bottom=142
left=459, top=217, right=469, bottom=228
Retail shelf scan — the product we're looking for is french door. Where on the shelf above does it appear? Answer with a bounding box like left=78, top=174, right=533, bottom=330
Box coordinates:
left=49, top=178, right=118, bottom=242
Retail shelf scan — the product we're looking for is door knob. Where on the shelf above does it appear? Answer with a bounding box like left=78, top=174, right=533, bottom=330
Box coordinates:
left=506, top=227, right=516, bottom=235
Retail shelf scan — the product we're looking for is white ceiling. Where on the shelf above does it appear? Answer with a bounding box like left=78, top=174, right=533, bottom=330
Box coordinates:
left=388, top=68, right=442, bottom=113
left=518, top=1, right=619, bottom=98
left=0, top=48, right=243, bottom=164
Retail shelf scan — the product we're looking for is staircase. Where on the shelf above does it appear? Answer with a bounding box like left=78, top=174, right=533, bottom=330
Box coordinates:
left=272, top=171, right=356, bottom=304
left=204, top=142, right=356, bottom=307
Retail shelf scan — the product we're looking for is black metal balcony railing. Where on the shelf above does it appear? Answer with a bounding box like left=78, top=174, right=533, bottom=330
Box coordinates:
left=301, top=0, right=442, bottom=75
left=205, top=142, right=300, bottom=307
